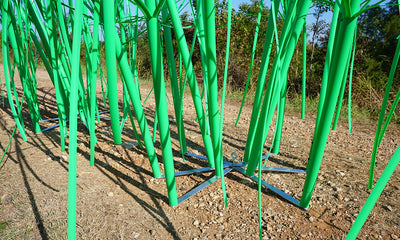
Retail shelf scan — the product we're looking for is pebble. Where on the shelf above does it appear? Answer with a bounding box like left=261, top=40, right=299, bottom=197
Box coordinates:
left=336, top=193, right=343, bottom=201
left=60, top=155, right=68, bottom=162
left=266, top=224, right=272, bottom=231
left=1, top=194, right=11, bottom=204
left=131, top=232, right=140, bottom=238
left=384, top=205, right=393, bottom=212
left=107, top=192, right=114, bottom=197
left=193, top=220, right=199, bottom=226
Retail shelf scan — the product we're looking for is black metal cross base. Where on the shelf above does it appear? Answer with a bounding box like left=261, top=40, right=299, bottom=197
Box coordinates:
left=159, top=152, right=307, bottom=209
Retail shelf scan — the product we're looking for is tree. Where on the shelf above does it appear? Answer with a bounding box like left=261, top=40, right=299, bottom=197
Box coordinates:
left=307, top=2, right=330, bottom=83
left=356, top=0, right=400, bottom=91
left=215, top=0, right=270, bottom=89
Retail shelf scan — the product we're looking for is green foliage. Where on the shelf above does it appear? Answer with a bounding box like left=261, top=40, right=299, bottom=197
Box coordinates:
left=135, top=25, right=152, bottom=79
left=214, top=0, right=271, bottom=90
left=350, top=0, right=400, bottom=114
left=110, top=0, right=400, bottom=121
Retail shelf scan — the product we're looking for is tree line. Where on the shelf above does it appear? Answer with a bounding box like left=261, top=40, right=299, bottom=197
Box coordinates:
left=2, top=0, right=399, bottom=119
left=133, top=0, right=399, bottom=118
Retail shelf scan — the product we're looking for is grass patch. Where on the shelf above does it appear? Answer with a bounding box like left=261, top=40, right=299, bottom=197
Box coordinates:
left=0, top=221, right=9, bottom=232
left=286, top=94, right=320, bottom=114
left=286, top=93, right=375, bottom=124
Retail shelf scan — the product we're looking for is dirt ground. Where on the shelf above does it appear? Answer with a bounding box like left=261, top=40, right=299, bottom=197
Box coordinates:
left=0, top=67, right=400, bottom=240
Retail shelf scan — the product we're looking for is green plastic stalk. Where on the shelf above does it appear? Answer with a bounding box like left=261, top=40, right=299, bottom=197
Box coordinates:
left=302, top=22, right=307, bottom=119
left=315, top=2, right=340, bottom=131
left=68, top=0, right=84, bottom=238
left=50, top=1, right=66, bottom=151
left=203, top=0, right=221, bottom=176
left=114, top=28, right=161, bottom=179
left=300, top=0, right=362, bottom=208
left=246, top=0, right=311, bottom=174
left=348, top=28, right=357, bottom=134
left=166, top=0, right=215, bottom=168
left=145, top=0, right=177, bottom=206
left=2, top=0, right=28, bottom=141
left=162, top=7, right=188, bottom=154
left=332, top=46, right=353, bottom=130
left=271, top=80, right=287, bottom=154
left=235, top=0, right=265, bottom=126
left=89, top=0, right=100, bottom=166
left=103, top=0, right=121, bottom=145
left=346, top=145, right=400, bottom=239
left=219, top=0, right=233, bottom=207
left=369, top=37, right=400, bottom=189
left=243, top=0, right=278, bottom=164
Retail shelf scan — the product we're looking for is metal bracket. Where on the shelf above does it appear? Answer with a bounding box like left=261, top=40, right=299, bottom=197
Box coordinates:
left=159, top=152, right=307, bottom=209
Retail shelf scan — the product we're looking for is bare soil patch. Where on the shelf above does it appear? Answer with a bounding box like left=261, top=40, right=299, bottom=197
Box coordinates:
left=1, top=68, right=400, bottom=239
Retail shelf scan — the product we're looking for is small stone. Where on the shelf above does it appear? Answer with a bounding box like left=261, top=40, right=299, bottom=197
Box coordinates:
left=336, top=193, right=343, bottom=201
left=390, top=234, right=398, bottom=239
left=107, top=192, right=114, bottom=197
left=266, top=224, right=272, bottom=231
left=1, top=194, right=11, bottom=204
left=60, top=155, right=68, bottom=162
left=131, top=232, right=140, bottom=238
left=309, top=216, right=315, bottom=222
left=384, top=205, right=393, bottom=212
left=216, top=217, right=224, bottom=223
left=193, top=220, right=199, bottom=226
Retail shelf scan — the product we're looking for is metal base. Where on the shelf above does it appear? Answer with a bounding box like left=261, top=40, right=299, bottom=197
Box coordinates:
left=159, top=152, right=307, bottom=209
left=39, top=111, right=111, bottom=132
